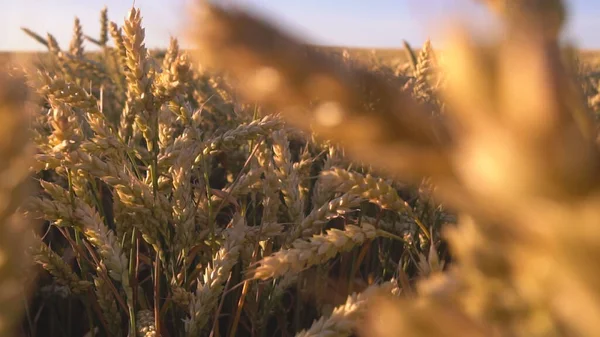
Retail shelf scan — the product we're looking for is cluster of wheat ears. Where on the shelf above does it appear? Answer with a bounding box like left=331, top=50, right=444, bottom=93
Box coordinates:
left=2, top=0, right=600, bottom=336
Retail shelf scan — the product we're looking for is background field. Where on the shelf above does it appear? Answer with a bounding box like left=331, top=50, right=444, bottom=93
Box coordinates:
left=4, top=46, right=600, bottom=70
left=4, top=3, right=600, bottom=337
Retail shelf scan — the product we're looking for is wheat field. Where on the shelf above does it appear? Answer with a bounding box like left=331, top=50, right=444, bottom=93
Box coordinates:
left=2, top=1, right=600, bottom=336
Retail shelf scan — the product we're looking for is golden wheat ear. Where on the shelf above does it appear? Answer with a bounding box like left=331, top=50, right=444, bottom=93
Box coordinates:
left=187, top=2, right=456, bottom=184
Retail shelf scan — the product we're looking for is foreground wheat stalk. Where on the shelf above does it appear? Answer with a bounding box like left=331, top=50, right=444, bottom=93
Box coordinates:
left=188, top=1, right=600, bottom=336
left=0, top=71, right=36, bottom=337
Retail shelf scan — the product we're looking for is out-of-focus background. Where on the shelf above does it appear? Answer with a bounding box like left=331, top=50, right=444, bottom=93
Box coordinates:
left=2, top=0, right=599, bottom=52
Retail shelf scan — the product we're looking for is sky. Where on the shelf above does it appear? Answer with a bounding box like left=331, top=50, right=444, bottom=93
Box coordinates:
left=1, top=0, right=599, bottom=52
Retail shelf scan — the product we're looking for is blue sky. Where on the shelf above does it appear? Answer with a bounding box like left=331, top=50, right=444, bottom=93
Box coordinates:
left=1, top=0, right=599, bottom=51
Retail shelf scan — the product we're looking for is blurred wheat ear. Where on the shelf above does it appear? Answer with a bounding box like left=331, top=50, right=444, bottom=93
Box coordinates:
left=0, top=68, right=37, bottom=337
left=187, top=3, right=459, bottom=188
left=360, top=293, right=493, bottom=337
left=188, top=0, right=600, bottom=216
left=187, top=1, right=600, bottom=337
left=476, top=0, right=566, bottom=36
